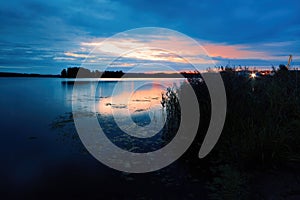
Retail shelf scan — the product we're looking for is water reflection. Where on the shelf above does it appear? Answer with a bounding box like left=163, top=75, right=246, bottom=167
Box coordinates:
left=66, top=78, right=183, bottom=116
left=67, top=78, right=184, bottom=152
left=96, top=80, right=181, bottom=111
left=97, top=82, right=164, bottom=116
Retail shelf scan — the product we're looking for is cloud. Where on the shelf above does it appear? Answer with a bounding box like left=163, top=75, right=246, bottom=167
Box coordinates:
left=0, top=0, right=299, bottom=73
left=64, top=52, right=94, bottom=58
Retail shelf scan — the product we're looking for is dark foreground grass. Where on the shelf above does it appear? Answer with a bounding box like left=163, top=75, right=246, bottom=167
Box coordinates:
left=164, top=67, right=300, bottom=199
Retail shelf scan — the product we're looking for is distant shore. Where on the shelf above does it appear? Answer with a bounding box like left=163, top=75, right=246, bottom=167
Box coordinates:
left=0, top=71, right=201, bottom=78
left=0, top=72, right=60, bottom=78
left=1, top=65, right=288, bottom=79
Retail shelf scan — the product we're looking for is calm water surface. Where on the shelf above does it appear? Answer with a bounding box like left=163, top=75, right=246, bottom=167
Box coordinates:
left=0, top=77, right=207, bottom=199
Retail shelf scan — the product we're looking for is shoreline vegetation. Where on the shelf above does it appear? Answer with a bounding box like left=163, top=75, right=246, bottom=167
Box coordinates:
left=163, top=64, right=300, bottom=199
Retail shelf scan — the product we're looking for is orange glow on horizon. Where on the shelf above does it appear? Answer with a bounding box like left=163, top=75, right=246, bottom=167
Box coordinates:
left=68, top=35, right=282, bottom=70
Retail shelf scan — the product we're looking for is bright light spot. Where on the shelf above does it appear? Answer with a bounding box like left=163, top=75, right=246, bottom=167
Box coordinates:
left=250, top=73, right=257, bottom=79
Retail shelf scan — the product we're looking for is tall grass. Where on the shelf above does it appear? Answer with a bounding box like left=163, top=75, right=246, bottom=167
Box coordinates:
left=161, top=87, right=181, bottom=142
left=163, top=68, right=300, bottom=199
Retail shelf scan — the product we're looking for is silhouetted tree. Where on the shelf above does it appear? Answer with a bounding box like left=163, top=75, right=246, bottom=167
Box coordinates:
left=66, top=67, right=79, bottom=78
left=60, top=67, right=124, bottom=78
left=61, top=69, right=67, bottom=78
left=279, top=64, right=288, bottom=72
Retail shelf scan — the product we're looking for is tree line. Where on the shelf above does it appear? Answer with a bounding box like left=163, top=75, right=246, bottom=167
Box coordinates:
left=60, top=67, right=124, bottom=78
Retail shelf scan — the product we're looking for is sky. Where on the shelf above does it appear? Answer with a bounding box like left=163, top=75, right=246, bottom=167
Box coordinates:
left=0, top=0, right=299, bottom=74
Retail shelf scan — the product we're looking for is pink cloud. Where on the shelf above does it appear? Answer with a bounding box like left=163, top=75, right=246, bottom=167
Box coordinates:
left=202, top=43, right=268, bottom=59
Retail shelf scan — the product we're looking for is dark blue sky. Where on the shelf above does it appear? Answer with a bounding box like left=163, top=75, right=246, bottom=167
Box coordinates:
left=0, top=0, right=299, bottom=74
